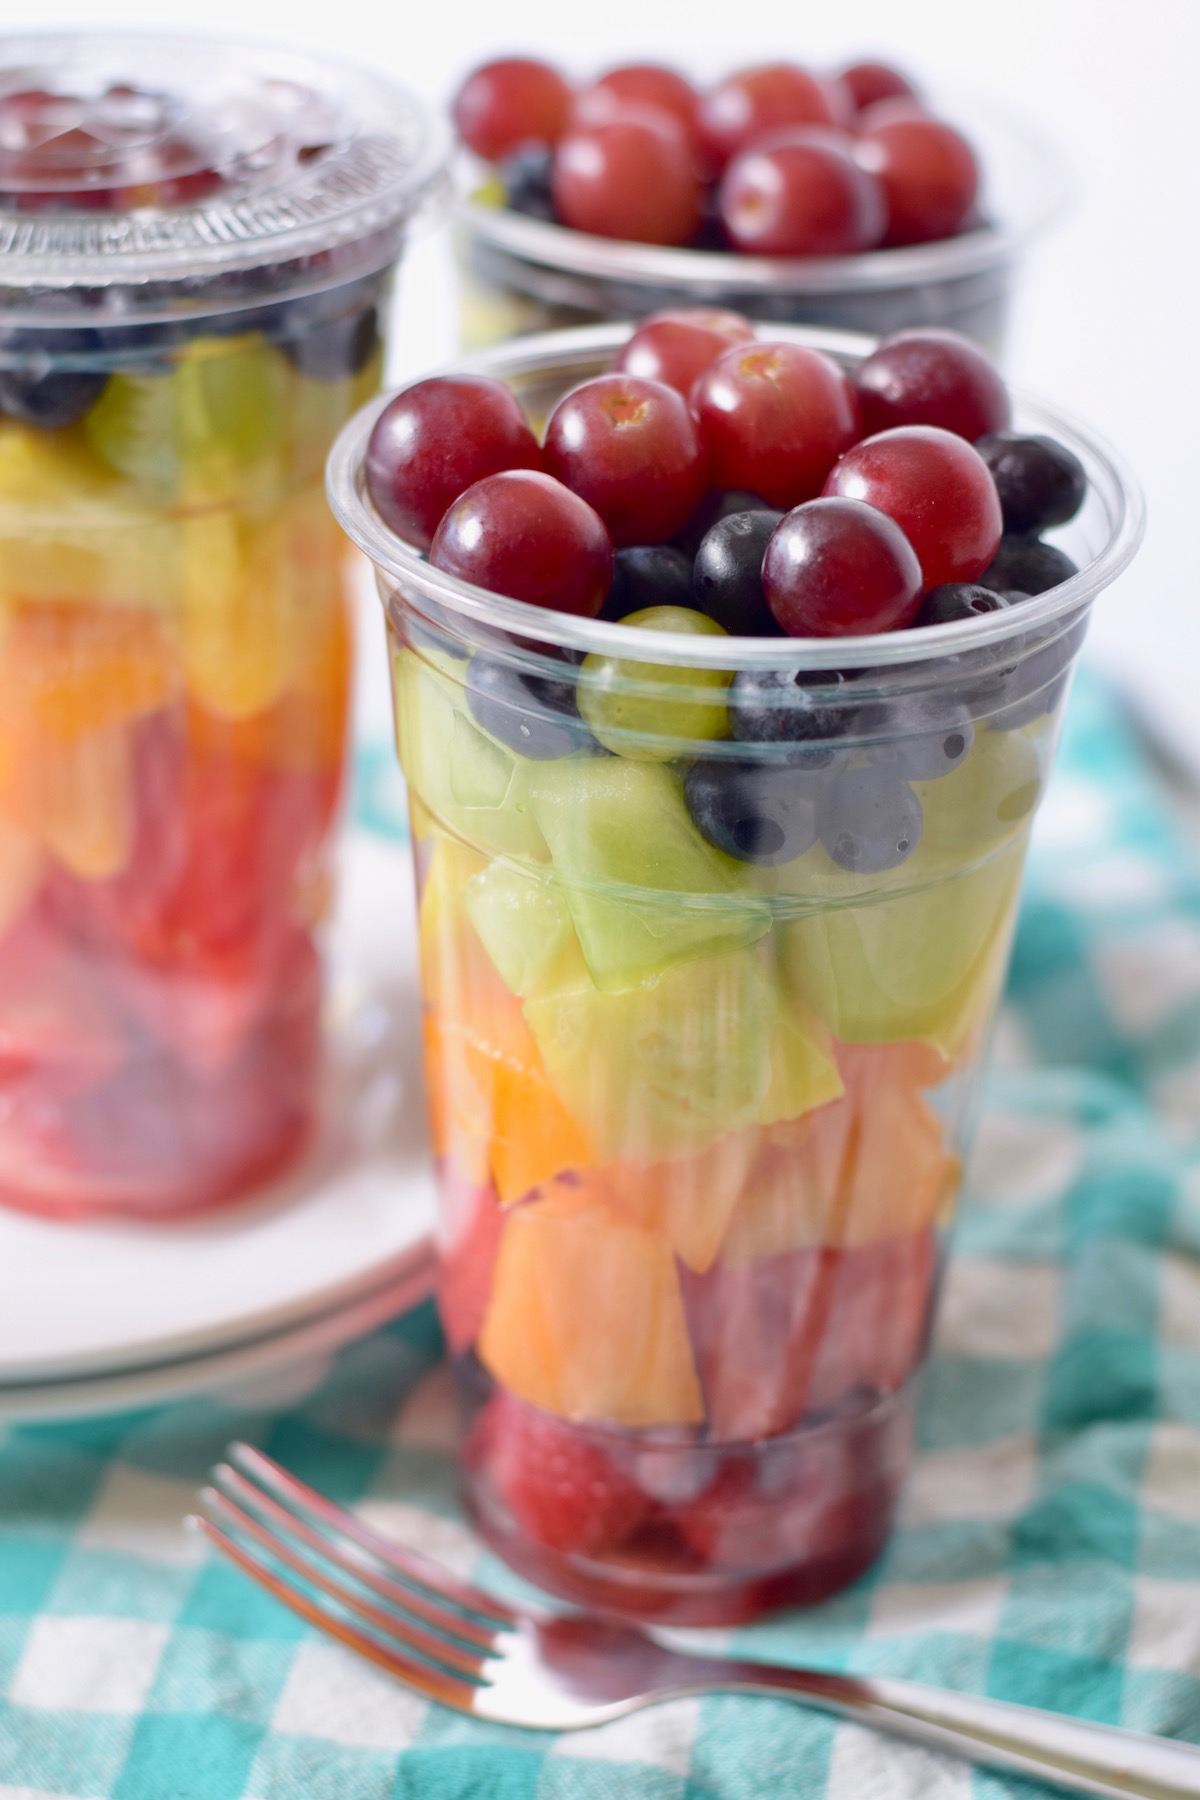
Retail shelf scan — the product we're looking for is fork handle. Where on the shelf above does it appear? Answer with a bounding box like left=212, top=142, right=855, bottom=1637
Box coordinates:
left=694, top=1659, right=1200, bottom=1798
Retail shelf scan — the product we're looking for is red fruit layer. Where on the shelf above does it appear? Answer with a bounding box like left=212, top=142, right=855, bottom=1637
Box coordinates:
left=437, top=1166, right=506, bottom=1355
left=466, top=1382, right=914, bottom=1624
left=679, top=1231, right=936, bottom=1441
left=0, top=703, right=335, bottom=1219
left=466, top=1389, right=652, bottom=1557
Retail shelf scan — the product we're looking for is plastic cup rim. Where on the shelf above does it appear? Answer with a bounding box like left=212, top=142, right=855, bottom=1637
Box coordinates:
left=453, top=78, right=1074, bottom=297
left=326, top=319, right=1146, bottom=675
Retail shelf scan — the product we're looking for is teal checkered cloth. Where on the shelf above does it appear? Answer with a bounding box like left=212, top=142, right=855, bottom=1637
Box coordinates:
left=4, top=666, right=1200, bottom=1799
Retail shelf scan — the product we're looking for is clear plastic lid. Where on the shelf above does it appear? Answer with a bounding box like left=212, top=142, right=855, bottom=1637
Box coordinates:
left=0, top=31, right=449, bottom=316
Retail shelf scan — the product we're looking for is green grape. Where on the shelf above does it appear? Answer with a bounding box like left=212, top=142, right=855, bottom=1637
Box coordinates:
left=85, top=334, right=292, bottom=500
left=578, top=605, right=733, bottom=760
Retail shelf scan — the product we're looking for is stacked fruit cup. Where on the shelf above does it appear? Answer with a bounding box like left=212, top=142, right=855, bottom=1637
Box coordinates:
left=330, top=317, right=1143, bottom=1623
left=450, top=54, right=1066, bottom=352
left=0, top=33, right=446, bottom=1217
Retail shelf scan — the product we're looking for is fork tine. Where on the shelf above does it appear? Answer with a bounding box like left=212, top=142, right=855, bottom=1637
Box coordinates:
left=211, top=1463, right=496, bottom=1656
left=189, top=1512, right=479, bottom=1714
left=227, top=1441, right=516, bottom=1628
left=198, top=1486, right=490, bottom=1684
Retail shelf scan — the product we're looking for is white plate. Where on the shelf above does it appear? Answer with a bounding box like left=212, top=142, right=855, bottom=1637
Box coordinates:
left=0, top=1252, right=436, bottom=1423
left=0, top=831, right=438, bottom=1386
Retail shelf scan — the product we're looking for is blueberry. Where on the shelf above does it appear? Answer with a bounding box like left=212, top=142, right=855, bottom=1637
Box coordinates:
left=912, top=583, right=1012, bottom=628
left=0, top=367, right=108, bottom=427
left=692, top=509, right=785, bottom=635
left=684, top=759, right=822, bottom=865
left=672, top=487, right=774, bottom=560
left=975, top=432, right=1087, bottom=537
left=820, top=764, right=924, bottom=874
left=989, top=615, right=1088, bottom=731
left=599, top=545, right=693, bottom=621
left=282, top=305, right=380, bottom=379
left=728, top=667, right=852, bottom=766
left=499, top=143, right=556, bottom=221
left=980, top=535, right=1078, bottom=597
left=868, top=695, right=974, bottom=781
left=465, top=654, right=593, bottom=760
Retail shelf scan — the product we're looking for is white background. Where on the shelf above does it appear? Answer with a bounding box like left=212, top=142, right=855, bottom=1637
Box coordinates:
left=9, top=0, right=1199, bottom=759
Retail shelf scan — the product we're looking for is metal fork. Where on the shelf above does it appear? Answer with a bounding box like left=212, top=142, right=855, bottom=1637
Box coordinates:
left=190, top=1442, right=1200, bottom=1798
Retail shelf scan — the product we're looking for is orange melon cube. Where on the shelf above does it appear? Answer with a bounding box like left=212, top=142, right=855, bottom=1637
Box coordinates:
left=720, top=1039, right=959, bottom=1262
left=478, top=1189, right=703, bottom=1427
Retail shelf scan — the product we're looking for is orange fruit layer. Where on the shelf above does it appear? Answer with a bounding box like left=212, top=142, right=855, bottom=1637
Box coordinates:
left=719, top=1039, right=959, bottom=1262
left=478, top=1187, right=704, bottom=1427
left=0, top=601, right=178, bottom=743
left=419, top=853, right=596, bottom=1204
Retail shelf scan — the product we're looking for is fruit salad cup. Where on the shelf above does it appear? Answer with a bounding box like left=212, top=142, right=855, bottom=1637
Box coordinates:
left=329, top=324, right=1142, bottom=1624
left=0, top=33, right=447, bottom=1217
left=453, top=60, right=1066, bottom=355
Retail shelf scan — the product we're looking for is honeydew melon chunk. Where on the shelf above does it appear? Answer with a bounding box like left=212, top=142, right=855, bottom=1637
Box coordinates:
left=528, top=756, right=770, bottom=991
left=524, top=940, right=841, bottom=1163
left=778, top=834, right=1025, bottom=1059
left=464, top=860, right=578, bottom=999
left=450, top=712, right=512, bottom=809
left=418, top=834, right=596, bottom=1204
left=394, top=648, right=549, bottom=864
left=85, top=334, right=293, bottom=505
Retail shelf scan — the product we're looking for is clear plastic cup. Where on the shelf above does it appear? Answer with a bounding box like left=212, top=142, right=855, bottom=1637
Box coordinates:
left=328, top=323, right=1143, bottom=1623
left=0, top=32, right=448, bottom=1218
left=455, top=90, right=1066, bottom=357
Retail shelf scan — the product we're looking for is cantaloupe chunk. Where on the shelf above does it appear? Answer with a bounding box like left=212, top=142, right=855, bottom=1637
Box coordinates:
left=541, top=1126, right=760, bottom=1276
left=33, top=723, right=135, bottom=883
left=478, top=1189, right=703, bottom=1426
left=719, top=1040, right=959, bottom=1262
left=0, top=601, right=177, bottom=742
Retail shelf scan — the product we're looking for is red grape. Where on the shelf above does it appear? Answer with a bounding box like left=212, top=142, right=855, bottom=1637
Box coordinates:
left=718, top=128, right=885, bottom=256
left=552, top=110, right=703, bottom=246
left=692, top=341, right=859, bottom=510
left=615, top=308, right=756, bottom=397
left=365, top=375, right=543, bottom=551
left=429, top=469, right=613, bottom=617
left=543, top=373, right=708, bottom=545
left=839, top=60, right=920, bottom=115
left=452, top=57, right=574, bottom=162
left=822, top=425, right=1002, bottom=589
left=469, top=1392, right=649, bottom=1556
left=854, top=104, right=979, bottom=245
left=572, top=64, right=699, bottom=140
left=698, top=63, right=838, bottom=170
left=762, top=497, right=923, bottom=635
left=818, top=75, right=857, bottom=131
left=855, top=329, right=1011, bottom=441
